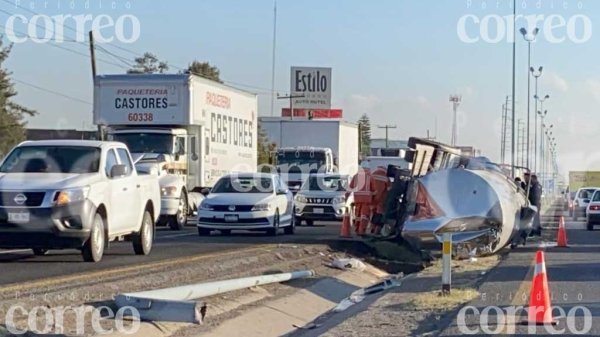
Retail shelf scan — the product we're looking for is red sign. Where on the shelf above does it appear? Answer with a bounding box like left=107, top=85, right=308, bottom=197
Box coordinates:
left=281, top=108, right=342, bottom=119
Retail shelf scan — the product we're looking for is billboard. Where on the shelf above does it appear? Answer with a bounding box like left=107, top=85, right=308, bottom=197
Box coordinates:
left=290, top=66, right=332, bottom=109
left=281, top=108, right=342, bottom=119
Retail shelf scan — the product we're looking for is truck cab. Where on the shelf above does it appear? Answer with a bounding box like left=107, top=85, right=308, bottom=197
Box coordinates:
left=108, top=127, right=205, bottom=230
left=275, top=147, right=335, bottom=192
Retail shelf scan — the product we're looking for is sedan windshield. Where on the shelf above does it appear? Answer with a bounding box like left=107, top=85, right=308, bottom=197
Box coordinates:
left=302, top=176, right=348, bottom=192
left=0, top=146, right=101, bottom=174
left=212, top=177, right=273, bottom=193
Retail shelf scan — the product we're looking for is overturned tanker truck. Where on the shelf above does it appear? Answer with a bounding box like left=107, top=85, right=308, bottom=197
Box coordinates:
left=381, top=137, right=536, bottom=256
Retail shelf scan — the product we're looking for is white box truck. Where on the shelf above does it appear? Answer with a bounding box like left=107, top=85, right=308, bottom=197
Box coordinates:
left=94, top=74, right=258, bottom=230
left=258, top=117, right=359, bottom=190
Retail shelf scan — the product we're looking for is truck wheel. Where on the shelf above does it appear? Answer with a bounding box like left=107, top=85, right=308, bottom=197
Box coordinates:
left=305, top=219, right=315, bottom=227
left=32, top=248, right=49, bottom=256
left=267, top=210, right=280, bottom=236
left=169, top=193, right=188, bottom=230
left=82, top=213, right=105, bottom=263
left=587, top=222, right=594, bottom=231
left=133, top=210, right=154, bottom=255
left=284, top=216, right=295, bottom=235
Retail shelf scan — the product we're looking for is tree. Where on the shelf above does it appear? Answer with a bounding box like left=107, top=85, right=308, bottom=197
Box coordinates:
left=257, top=121, right=276, bottom=169
left=186, top=61, right=222, bottom=83
left=127, top=52, right=169, bottom=74
left=0, top=40, right=35, bottom=156
left=358, top=114, right=371, bottom=157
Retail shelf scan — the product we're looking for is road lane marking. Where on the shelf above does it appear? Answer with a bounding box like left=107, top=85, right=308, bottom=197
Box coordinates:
left=0, top=244, right=276, bottom=295
left=493, top=259, right=534, bottom=336
left=157, top=232, right=196, bottom=239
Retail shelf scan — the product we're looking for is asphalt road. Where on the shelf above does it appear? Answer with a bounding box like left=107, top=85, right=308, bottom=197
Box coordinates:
left=441, top=209, right=600, bottom=336
left=0, top=220, right=341, bottom=286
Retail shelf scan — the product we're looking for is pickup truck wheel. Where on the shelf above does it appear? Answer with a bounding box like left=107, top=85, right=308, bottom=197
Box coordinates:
left=32, top=248, right=49, bottom=256
left=82, top=213, right=105, bottom=263
left=305, top=219, right=315, bottom=227
left=169, top=193, right=188, bottom=230
left=133, top=210, right=154, bottom=255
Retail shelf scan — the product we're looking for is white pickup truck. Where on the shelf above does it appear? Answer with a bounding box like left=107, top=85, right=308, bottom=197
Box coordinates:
left=0, top=140, right=161, bottom=262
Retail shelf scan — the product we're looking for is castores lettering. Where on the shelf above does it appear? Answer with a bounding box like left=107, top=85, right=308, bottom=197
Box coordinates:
left=210, top=112, right=253, bottom=149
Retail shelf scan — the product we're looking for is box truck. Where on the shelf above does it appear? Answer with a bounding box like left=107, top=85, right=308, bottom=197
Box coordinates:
left=258, top=117, right=359, bottom=190
left=94, top=74, right=258, bottom=230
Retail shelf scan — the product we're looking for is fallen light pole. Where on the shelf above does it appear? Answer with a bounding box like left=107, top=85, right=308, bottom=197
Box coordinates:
left=441, top=233, right=452, bottom=295
left=115, top=270, right=315, bottom=323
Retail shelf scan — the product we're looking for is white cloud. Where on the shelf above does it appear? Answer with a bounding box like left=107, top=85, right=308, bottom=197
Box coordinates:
left=586, top=79, right=600, bottom=103
left=542, top=71, right=569, bottom=93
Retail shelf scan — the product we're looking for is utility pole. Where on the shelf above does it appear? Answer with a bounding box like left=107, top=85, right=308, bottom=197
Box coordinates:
left=377, top=125, right=397, bottom=148
left=270, top=0, right=277, bottom=117
left=449, top=95, right=461, bottom=146
left=277, top=93, right=305, bottom=120
left=89, top=30, right=102, bottom=140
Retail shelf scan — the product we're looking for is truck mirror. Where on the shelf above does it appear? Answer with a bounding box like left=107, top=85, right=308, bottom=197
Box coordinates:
left=110, top=164, right=128, bottom=178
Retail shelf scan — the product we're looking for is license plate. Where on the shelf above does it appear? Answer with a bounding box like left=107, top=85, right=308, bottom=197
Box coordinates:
left=8, top=212, right=29, bottom=223
left=224, top=215, right=238, bottom=223
left=314, top=208, right=324, bottom=214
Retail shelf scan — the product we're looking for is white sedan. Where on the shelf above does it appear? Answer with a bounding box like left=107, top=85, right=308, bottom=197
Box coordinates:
left=197, top=173, right=295, bottom=236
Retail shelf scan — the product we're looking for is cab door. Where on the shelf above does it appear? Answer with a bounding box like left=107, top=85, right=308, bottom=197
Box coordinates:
left=114, top=148, right=141, bottom=232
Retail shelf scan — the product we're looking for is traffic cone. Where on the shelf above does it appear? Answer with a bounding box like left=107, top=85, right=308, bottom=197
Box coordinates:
left=525, top=250, right=556, bottom=325
left=557, top=216, right=568, bottom=248
left=357, top=216, right=369, bottom=236
left=340, top=210, right=352, bottom=238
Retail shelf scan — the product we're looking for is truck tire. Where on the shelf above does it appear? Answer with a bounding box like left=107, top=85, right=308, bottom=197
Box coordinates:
left=305, top=219, right=314, bottom=227
left=169, top=192, right=188, bottom=230
left=198, top=227, right=211, bottom=236
left=133, top=210, right=154, bottom=255
left=82, top=213, right=105, bottom=263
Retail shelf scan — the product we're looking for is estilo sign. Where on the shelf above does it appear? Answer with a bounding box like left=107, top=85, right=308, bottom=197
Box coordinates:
left=290, top=66, right=332, bottom=110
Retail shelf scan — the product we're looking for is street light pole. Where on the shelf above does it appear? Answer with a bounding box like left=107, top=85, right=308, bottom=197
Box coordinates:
left=520, top=27, right=539, bottom=170
left=534, top=94, right=549, bottom=172
left=510, top=0, right=517, bottom=178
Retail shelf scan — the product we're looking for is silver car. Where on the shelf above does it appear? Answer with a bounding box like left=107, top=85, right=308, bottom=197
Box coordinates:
left=294, top=174, right=350, bottom=226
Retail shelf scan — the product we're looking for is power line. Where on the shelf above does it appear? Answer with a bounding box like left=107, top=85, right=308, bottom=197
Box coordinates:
left=13, top=78, right=91, bottom=105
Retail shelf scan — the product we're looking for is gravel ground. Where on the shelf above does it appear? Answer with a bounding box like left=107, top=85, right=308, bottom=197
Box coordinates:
left=0, top=244, right=348, bottom=336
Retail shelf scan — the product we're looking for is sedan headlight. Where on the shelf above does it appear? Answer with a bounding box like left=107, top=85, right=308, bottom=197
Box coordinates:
left=199, top=201, right=214, bottom=211
left=332, top=196, right=346, bottom=204
left=252, top=203, right=272, bottom=211
left=161, top=186, right=178, bottom=197
left=295, top=195, right=308, bottom=203
left=54, top=187, right=90, bottom=206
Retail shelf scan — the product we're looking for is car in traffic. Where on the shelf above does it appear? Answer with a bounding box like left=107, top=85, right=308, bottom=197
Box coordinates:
left=294, top=174, right=350, bottom=226
left=197, top=173, right=295, bottom=236
left=0, top=140, right=161, bottom=262
left=572, top=187, right=598, bottom=221
left=586, top=190, right=600, bottom=231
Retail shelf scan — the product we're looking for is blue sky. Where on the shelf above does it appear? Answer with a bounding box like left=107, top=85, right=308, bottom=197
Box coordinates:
left=3, top=0, right=600, bottom=175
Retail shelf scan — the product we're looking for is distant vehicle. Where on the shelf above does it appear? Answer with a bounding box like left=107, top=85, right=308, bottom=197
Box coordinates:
left=197, top=173, right=295, bottom=236
left=0, top=140, right=161, bottom=262
left=586, top=190, right=600, bottom=231
left=572, top=187, right=598, bottom=221
left=566, top=191, right=576, bottom=215
left=294, top=174, right=351, bottom=226
left=258, top=118, right=359, bottom=190
left=94, top=74, right=258, bottom=230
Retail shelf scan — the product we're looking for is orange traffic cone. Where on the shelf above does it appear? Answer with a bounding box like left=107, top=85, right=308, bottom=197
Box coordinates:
left=557, top=216, right=568, bottom=248
left=525, top=250, right=556, bottom=325
left=340, top=210, right=352, bottom=238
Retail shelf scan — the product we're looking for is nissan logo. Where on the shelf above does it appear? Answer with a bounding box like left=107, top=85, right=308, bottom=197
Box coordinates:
left=13, top=194, right=27, bottom=205
left=228, top=205, right=236, bottom=211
